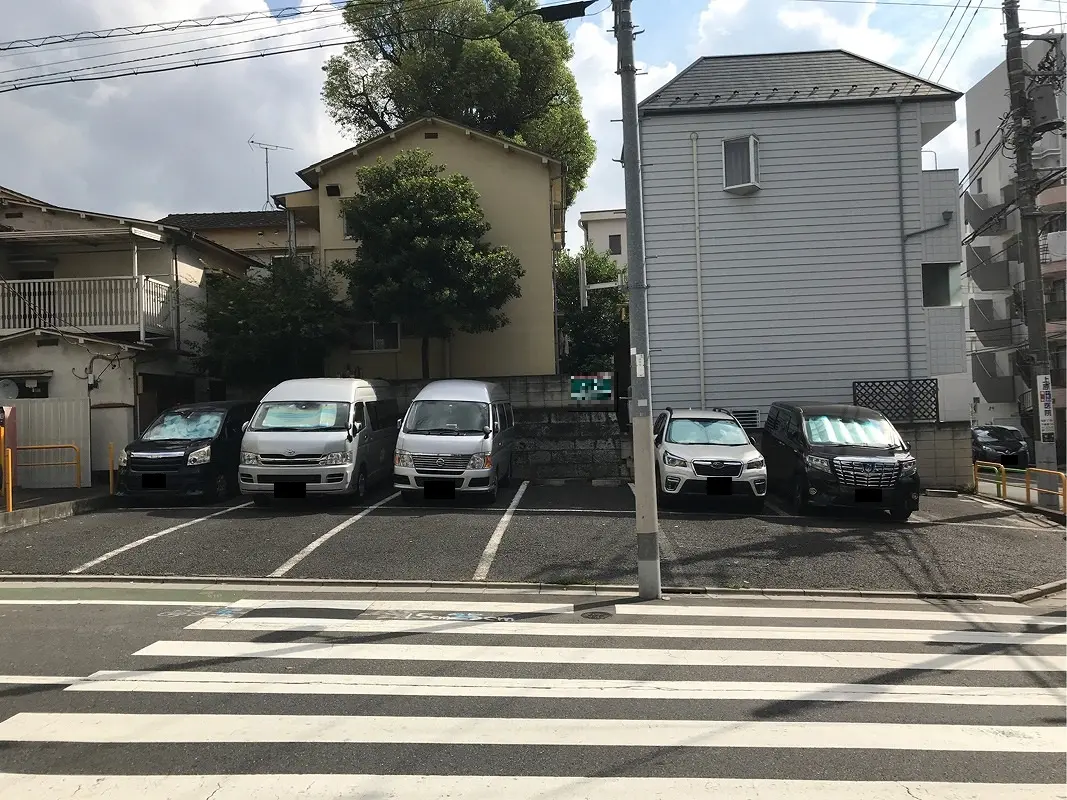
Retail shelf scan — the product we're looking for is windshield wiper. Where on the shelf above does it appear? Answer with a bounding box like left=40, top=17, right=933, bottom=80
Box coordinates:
left=413, top=427, right=460, bottom=435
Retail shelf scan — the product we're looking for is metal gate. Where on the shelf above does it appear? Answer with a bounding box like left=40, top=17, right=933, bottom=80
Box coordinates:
left=9, top=398, right=90, bottom=488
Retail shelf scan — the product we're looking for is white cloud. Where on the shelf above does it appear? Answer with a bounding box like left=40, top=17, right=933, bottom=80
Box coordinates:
left=776, top=1, right=901, bottom=64
left=697, top=0, right=750, bottom=48
left=567, top=10, right=678, bottom=250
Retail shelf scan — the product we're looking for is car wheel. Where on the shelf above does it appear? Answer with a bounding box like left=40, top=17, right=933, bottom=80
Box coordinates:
left=251, top=496, right=271, bottom=508
left=485, top=473, right=498, bottom=505
left=354, top=467, right=368, bottom=502
left=499, top=459, right=513, bottom=488
left=790, top=476, right=810, bottom=515
left=889, top=505, right=913, bottom=522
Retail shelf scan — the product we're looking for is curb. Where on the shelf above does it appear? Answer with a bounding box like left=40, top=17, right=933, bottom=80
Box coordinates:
left=969, top=490, right=1067, bottom=523
left=0, top=573, right=1052, bottom=603
left=0, top=494, right=114, bottom=535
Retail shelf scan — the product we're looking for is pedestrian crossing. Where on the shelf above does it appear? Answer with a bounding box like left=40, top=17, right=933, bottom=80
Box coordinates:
left=0, top=594, right=1064, bottom=799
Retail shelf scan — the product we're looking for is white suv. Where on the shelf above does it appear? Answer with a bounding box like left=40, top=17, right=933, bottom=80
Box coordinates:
left=653, top=407, right=768, bottom=512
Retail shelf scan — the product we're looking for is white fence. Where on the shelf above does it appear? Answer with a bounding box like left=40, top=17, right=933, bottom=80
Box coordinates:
left=8, top=398, right=91, bottom=489
left=0, top=276, right=172, bottom=335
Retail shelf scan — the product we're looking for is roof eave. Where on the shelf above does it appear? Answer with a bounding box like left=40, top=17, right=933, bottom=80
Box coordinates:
left=640, top=92, right=962, bottom=118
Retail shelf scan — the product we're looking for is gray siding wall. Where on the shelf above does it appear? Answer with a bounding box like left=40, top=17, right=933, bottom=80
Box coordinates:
left=919, top=169, right=963, bottom=264
left=925, top=306, right=966, bottom=375
left=640, top=102, right=931, bottom=416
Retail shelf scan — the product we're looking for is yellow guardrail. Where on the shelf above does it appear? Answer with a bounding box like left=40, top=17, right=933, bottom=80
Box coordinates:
left=974, top=461, right=1007, bottom=497
left=3, top=447, right=11, bottom=513
left=15, top=444, right=82, bottom=489
left=1024, top=467, right=1067, bottom=511
left=974, top=460, right=1067, bottom=511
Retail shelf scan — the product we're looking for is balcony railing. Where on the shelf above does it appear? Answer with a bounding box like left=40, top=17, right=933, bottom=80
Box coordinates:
left=972, top=350, right=1017, bottom=404
left=0, top=276, right=172, bottom=337
left=1046, top=300, right=1066, bottom=323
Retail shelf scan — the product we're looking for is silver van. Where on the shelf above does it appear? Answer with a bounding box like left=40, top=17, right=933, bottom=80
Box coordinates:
left=239, top=378, right=398, bottom=506
left=393, top=380, right=516, bottom=503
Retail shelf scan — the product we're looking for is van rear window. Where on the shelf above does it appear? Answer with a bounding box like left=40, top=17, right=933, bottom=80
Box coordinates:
left=250, top=402, right=351, bottom=432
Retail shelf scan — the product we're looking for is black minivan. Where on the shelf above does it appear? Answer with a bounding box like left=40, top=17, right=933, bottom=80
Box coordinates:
left=117, top=401, right=258, bottom=502
left=761, top=402, right=921, bottom=521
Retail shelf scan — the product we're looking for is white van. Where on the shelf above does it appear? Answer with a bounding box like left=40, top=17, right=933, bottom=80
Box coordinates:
left=239, top=378, right=398, bottom=505
left=393, top=380, right=516, bottom=503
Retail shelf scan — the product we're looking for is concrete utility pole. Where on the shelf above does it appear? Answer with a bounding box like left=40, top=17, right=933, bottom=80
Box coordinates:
left=1003, top=0, right=1058, bottom=506
left=613, top=0, right=661, bottom=598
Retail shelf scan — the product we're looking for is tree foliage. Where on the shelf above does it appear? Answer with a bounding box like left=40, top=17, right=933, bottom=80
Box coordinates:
left=189, top=258, right=346, bottom=389
left=322, top=0, right=595, bottom=204
left=556, top=245, right=627, bottom=375
left=333, top=148, right=524, bottom=379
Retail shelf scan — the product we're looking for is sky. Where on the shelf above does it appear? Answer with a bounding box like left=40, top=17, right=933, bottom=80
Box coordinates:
left=0, top=0, right=1064, bottom=250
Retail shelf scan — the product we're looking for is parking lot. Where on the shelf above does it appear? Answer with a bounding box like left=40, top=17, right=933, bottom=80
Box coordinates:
left=0, top=482, right=1062, bottom=595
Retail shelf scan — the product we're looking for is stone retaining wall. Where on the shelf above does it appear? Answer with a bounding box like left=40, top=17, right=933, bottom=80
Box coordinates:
left=512, top=409, right=626, bottom=480
left=392, top=375, right=613, bottom=411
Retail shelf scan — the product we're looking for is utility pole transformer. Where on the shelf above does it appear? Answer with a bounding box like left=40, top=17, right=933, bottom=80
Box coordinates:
left=1003, top=0, right=1058, bottom=506
left=613, top=0, right=661, bottom=598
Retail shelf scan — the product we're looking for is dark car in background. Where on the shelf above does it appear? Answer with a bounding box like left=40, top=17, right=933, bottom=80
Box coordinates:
left=762, top=402, right=921, bottom=521
left=971, top=425, right=1030, bottom=469
left=117, top=401, right=258, bottom=503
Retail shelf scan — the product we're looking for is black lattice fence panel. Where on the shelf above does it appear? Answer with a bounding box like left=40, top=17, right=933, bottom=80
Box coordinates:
left=852, top=379, right=940, bottom=423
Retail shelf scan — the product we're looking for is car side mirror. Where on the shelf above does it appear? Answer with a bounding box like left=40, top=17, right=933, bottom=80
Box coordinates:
left=749, top=435, right=757, bottom=446
left=241, top=421, right=249, bottom=433
left=904, top=440, right=912, bottom=452
left=654, top=433, right=663, bottom=446
left=483, top=425, right=492, bottom=438
left=396, top=418, right=402, bottom=430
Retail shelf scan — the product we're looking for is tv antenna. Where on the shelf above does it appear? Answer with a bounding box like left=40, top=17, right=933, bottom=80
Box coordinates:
left=247, top=136, right=293, bottom=211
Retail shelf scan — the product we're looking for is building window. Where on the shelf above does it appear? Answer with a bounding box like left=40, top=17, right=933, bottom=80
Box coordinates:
left=0, top=376, right=49, bottom=398
left=922, top=263, right=956, bottom=307
left=722, top=135, right=760, bottom=194
left=608, top=234, right=622, bottom=255
left=974, top=128, right=981, bottom=146
left=976, top=177, right=983, bottom=194
left=343, top=210, right=358, bottom=239
left=269, top=254, right=310, bottom=269
left=352, top=322, right=400, bottom=353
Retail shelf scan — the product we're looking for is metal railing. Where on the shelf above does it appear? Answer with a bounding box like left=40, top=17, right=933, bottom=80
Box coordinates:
left=0, top=275, right=172, bottom=334
left=15, top=444, right=82, bottom=489
left=974, top=460, right=1067, bottom=512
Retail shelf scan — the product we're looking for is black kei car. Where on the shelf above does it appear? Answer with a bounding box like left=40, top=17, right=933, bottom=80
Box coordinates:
left=971, top=425, right=1030, bottom=469
left=117, top=401, right=258, bottom=503
left=761, top=402, right=921, bottom=521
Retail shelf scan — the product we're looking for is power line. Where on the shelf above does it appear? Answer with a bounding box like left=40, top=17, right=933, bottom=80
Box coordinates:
left=929, top=0, right=975, bottom=78
left=916, top=0, right=963, bottom=78
left=935, top=1, right=985, bottom=82
left=786, top=0, right=1064, bottom=11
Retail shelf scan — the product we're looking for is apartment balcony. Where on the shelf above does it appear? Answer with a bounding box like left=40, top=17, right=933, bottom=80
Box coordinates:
left=972, top=350, right=1017, bottom=404
left=1047, top=300, right=1067, bottom=323
left=0, top=276, right=172, bottom=337
left=966, top=244, right=1010, bottom=291
left=1037, top=180, right=1066, bottom=210
left=1042, top=231, right=1066, bottom=279
left=964, top=192, right=1008, bottom=236
left=969, top=297, right=1017, bottom=348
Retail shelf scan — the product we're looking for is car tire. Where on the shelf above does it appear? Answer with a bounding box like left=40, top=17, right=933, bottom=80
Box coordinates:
left=354, top=466, right=368, bottom=502
left=207, top=473, right=229, bottom=504
left=485, top=474, right=498, bottom=505
left=499, top=459, right=513, bottom=488
left=889, top=505, right=913, bottom=522
left=790, top=476, right=810, bottom=515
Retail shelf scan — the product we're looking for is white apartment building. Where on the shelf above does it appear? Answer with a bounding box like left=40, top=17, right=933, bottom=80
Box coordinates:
left=963, top=36, right=1065, bottom=456
left=578, top=208, right=627, bottom=270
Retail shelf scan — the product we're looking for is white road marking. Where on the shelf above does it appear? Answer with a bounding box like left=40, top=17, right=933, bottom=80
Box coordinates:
left=133, top=640, right=1065, bottom=672
left=0, top=776, right=1059, bottom=800
left=186, top=616, right=1067, bottom=646
left=628, top=482, right=636, bottom=495
left=471, top=480, right=529, bottom=581
left=969, top=494, right=1011, bottom=509
left=910, top=512, right=934, bottom=523
left=1, top=713, right=1060, bottom=751
left=763, top=498, right=789, bottom=516
left=613, top=603, right=1064, bottom=627
left=0, top=675, right=84, bottom=686
left=224, top=599, right=573, bottom=614
left=70, top=670, right=1067, bottom=706
left=69, top=503, right=253, bottom=574
left=269, top=493, right=399, bottom=577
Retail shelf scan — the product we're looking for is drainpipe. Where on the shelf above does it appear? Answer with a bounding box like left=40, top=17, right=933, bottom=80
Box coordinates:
left=171, top=243, right=181, bottom=351
left=690, top=132, right=707, bottom=409
left=894, top=99, right=914, bottom=384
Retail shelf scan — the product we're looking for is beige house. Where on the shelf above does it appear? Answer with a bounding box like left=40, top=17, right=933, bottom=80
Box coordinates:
left=274, top=116, right=567, bottom=380
left=0, top=187, right=258, bottom=479
left=578, top=208, right=628, bottom=271
left=156, top=211, right=319, bottom=267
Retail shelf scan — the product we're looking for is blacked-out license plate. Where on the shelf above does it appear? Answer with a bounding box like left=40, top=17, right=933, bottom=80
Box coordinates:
left=707, top=477, right=732, bottom=496
left=855, top=488, right=883, bottom=503
left=142, top=474, right=166, bottom=489
left=274, top=481, right=306, bottom=499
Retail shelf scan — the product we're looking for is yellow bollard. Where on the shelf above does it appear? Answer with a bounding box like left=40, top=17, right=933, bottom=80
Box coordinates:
left=3, top=448, right=12, bottom=513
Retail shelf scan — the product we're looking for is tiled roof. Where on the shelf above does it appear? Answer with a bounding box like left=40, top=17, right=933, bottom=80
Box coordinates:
left=157, top=211, right=293, bottom=229
left=640, top=49, right=961, bottom=115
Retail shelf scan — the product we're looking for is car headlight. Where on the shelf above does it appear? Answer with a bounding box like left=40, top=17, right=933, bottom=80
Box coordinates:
left=805, top=454, right=832, bottom=473
left=468, top=453, right=492, bottom=470
left=746, top=457, right=765, bottom=470
left=187, top=445, right=211, bottom=466
left=662, top=452, right=687, bottom=468
left=240, top=451, right=260, bottom=466
left=117, top=449, right=128, bottom=467
left=320, top=451, right=352, bottom=466
left=900, top=457, right=918, bottom=477
left=395, top=450, right=413, bottom=468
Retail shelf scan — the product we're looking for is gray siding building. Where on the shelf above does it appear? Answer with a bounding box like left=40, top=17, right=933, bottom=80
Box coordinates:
left=638, top=50, right=968, bottom=423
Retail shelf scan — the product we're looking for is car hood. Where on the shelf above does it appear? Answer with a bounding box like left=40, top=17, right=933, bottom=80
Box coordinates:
left=241, top=430, right=349, bottom=455
left=661, top=442, right=762, bottom=464
left=398, top=432, right=489, bottom=456
left=808, top=443, right=907, bottom=459
left=976, top=440, right=1027, bottom=451
left=127, top=438, right=212, bottom=456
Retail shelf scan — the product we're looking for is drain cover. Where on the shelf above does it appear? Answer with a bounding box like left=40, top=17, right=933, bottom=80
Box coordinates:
left=581, top=611, right=612, bottom=620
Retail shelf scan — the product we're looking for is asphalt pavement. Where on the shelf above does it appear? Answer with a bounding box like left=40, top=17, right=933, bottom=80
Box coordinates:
left=0, top=581, right=1063, bottom=797
left=0, top=481, right=1062, bottom=596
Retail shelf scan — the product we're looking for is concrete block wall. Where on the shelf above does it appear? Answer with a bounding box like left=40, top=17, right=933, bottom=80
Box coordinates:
left=512, top=409, right=627, bottom=480
left=896, top=421, right=974, bottom=491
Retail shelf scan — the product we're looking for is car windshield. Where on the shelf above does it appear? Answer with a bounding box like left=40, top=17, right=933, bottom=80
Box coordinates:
left=666, top=418, right=749, bottom=446
left=249, top=401, right=351, bottom=432
left=142, top=409, right=225, bottom=441
left=404, top=400, right=489, bottom=435
left=804, top=414, right=903, bottom=448
left=974, top=427, right=1023, bottom=443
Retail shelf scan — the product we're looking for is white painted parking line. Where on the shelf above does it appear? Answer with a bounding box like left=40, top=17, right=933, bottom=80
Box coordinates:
left=472, top=480, right=529, bottom=581
left=911, top=512, right=935, bottom=524
left=0, top=675, right=85, bottom=686
left=224, top=599, right=574, bottom=614
left=763, top=498, right=789, bottom=516
left=68, top=503, right=253, bottom=574
left=613, top=604, right=1064, bottom=626
left=269, top=493, right=399, bottom=578
left=2, top=712, right=1060, bottom=751
left=0, top=600, right=226, bottom=608
left=628, top=482, right=636, bottom=495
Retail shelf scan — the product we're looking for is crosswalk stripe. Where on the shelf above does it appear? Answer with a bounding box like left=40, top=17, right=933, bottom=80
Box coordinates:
left=226, top=599, right=574, bottom=614
left=186, top=616, right=1067, bottom=646
left=1, top=712, right=1062, bottom=751
left=612, top=603, right=1064, bottom=626
left=134, top=640, right=1067, bottom=672
left=69, top=671, right=1067, bottom=706
left=0, top=775, right=1062, bottom=800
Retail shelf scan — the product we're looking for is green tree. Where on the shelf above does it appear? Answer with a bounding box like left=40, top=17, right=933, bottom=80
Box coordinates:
left=321, top=0, right=595, bottom=204
left=334, top=148, right=524, bottom=379
left=189, top=258, right=346, bottom=389
left=556, top=245, right=627, bottom=374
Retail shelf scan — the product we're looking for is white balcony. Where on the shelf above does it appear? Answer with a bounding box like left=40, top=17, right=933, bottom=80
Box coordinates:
left=0, top=276, right=172, bottom=337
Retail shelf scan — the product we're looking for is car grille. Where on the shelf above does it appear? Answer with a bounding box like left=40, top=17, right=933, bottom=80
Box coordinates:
left=128, top=455, right=184, bottom=473
left=692, top=460, right=743, bottom=478
left=259, top=453, right=322, bottom=466
left=833, top=459, right=900, bottom=487
left=412, top=454, right=470, bottom=473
